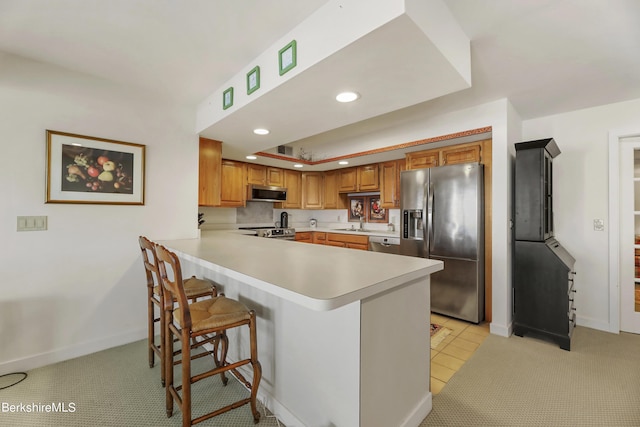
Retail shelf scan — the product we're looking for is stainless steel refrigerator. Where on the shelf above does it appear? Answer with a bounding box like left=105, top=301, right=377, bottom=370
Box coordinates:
left=400, top=163, right=484, bottom=323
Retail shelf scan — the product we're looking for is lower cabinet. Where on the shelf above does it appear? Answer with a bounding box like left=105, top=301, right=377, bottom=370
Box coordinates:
left=295, top=231, right=367, bottom=250
left=326, top=233, right=369, bottom=251
left=312, top=232, right=326, bottom=245
left=295, top=232, right=312, bottom=243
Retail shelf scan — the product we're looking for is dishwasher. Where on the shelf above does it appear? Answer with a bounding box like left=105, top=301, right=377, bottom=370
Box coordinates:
left=368, top=236, right=400, bottom=254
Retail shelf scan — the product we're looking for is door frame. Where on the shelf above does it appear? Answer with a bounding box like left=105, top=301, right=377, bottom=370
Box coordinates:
left=608, top=127, right=640, bottom=333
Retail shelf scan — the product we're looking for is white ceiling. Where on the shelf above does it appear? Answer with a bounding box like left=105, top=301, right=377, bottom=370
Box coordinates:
left=2, top=0, right=640, bottom=169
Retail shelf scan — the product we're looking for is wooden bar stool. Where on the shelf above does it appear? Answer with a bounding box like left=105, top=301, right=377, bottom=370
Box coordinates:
left=155, top=244, right=262, bottom=426
left=138, top=236, right=217, bottom=386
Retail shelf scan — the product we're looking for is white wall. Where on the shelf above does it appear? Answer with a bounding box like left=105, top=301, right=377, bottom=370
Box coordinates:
left=523, top=98, right=640, bottom=332
left=0, top=54, right=199, bottom=372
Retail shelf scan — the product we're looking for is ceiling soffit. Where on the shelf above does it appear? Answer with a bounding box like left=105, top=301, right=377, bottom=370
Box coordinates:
left=197, top=0, right=470, bottom=158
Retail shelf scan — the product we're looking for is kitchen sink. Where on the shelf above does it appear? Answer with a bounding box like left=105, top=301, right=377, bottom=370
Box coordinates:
left=333, top=228, right=372, bottom=232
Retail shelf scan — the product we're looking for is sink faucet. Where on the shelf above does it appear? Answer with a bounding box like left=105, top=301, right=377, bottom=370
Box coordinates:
left=359, top=216, right=364, bottom=230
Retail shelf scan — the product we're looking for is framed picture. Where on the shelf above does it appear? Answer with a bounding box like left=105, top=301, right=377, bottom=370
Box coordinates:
left=246, top=66, right=260, bottom=95
left=223, top=87, right=234, bottom=110
left=348, top=197, right=365, bottom=222
left=368, top=197, right=388, bottom=223
left=46, top=130, right=145, bottom=205
left=278, top=40, right=297, bottom=76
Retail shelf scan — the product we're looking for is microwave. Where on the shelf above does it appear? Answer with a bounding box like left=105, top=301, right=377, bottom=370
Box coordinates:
left=247, top=184, right=288, bottom=202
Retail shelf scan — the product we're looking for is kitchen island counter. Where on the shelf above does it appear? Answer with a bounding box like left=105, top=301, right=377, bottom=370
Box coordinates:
left=157, top=230, right=443, bottom=427
left=158, top=230, right=440, bottom=311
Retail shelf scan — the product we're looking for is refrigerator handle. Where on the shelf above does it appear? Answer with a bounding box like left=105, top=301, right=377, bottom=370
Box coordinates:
left=426, top=181, right=433, bottom=255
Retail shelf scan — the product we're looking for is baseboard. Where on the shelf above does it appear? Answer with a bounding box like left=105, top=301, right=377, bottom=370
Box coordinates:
left=400, top=392, right=432, bottom=427
left=576, top=315, right=612, bottom=333
left=489, top=320, right=512, bottom=337
left=0, top=328, right=146, bottom=375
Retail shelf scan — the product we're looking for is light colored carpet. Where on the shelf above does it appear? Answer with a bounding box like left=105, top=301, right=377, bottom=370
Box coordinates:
left=422, top=326, right=640, bottom=426
left=0, top=339, right=282, bottom=426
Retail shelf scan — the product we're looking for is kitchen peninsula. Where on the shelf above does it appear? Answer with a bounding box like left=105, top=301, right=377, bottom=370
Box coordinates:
left=157, top=230, right=443, bottom=427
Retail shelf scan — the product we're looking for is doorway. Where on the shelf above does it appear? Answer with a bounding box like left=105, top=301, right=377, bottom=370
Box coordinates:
left=610, top=132, right=640, bottom=334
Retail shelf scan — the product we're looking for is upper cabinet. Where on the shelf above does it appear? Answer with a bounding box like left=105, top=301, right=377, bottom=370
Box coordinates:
left=323, top=170, right=347, bottom=209
left=281, top=169, right=302, bottom=209
left=358, top=164, right=380, bottom=191
left=406, top=141, right=483, bottom=170
left=266, top=167, right=285, bottom=187
left=200, top=137, right=488, bottom=210
left=302, top=172, right=324, bottom=209
left=338, top=164, right=380, bottom=193
left=380, top=159, right=405, bottom=208
left=220, top=160, right=246, bottom=207
left=198, top=138, right=222, bottom=207
left=246, top=164, right=285, bottom=187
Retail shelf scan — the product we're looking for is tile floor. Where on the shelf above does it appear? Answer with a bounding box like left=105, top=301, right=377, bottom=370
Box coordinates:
left=430, top=313, right=490, bottom=395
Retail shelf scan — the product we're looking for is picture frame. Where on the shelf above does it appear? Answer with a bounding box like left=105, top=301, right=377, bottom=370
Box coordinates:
left=367, top=196, right=388, bottom=223
left=246, top=66, right=260, bottom=95
left=223, top=87, right=234, bottom=110
left=46, top=130, right=145, bottom=205
left=348, top=197, right=365, bottom=222
left=278, top=40, right=297, bottom=76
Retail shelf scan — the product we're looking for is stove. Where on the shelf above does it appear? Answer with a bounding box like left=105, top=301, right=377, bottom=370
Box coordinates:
left=238, top=227, right=296, bottom=240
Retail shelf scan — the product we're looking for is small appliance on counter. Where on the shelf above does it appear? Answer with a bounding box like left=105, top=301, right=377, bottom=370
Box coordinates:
left=238, top=226, right=296, bottom=240
left=280, top=212, right=289, bottom=229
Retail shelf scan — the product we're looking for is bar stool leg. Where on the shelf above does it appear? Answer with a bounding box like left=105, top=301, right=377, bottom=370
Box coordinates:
left=165, top=312, right=174, bottom=418
left=249, top=312, right=262, bottom=423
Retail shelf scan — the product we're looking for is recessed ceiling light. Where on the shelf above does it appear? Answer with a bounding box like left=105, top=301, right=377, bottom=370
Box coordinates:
left=293, top=164, right=303, bottom=168
left=246, top=155, right=257, bottom=160
left=253, top=128, right=270, bottom=135
left=338, top=160, right=349, bottom=165
left=336, top=91, right=360, bottom=103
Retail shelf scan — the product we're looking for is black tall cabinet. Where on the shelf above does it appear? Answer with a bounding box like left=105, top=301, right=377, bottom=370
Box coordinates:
left=513, top=138, right=576, bottom=350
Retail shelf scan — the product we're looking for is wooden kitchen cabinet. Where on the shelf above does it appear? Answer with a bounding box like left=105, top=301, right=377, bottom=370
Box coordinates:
left=326, top=233, right=369, bottom=251
left=323, top=170, right=347, bottom=209
left=338, top=167, right=358, bottom=192
left=441, top=143, right=481, bottom=166
left=405, top=142, right=482, bottom=170
left=198, top=137, right=222, bottom=207
left=266, top=167, right=284, bottom=187
left=380, top=159, right=404, bottom=208
left=281, top=169, right=302, bottom=209
left=295, top=231, right=312, bottom=243
left=246, top=164, right=285, bottom=187
left=358, top=164, right=379, bottom=191
left=312, top=232, right=326, bottom=245
left=246, top=164, right=266, bottom=185
left=220, top=160, right=246, bottom=207
left=406, top=148, right=440, bottom=170
left=302, top=172, right=324, bottom=209
left=337, top=164, right=380, bottom=193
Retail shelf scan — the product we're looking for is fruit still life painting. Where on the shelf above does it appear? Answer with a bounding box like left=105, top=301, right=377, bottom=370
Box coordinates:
left=61, top=144, right=135, bottom=194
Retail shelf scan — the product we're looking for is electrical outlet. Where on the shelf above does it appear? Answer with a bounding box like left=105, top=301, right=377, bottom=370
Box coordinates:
left=337, top=215, right=341, bottom=222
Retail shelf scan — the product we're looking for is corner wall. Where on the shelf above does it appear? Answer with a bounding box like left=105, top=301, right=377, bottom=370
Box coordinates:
left=0, top=54, right=199, bottom=372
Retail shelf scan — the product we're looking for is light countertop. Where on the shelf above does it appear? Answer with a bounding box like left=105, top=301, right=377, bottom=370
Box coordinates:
left=157, top=230, right=442, bottom=311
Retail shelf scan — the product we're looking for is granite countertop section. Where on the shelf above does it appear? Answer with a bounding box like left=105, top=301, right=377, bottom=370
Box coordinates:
left=158, top=230, right=441, bottom=311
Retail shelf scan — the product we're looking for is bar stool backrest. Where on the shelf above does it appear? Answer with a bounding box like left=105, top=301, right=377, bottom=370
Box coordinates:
left=155, top=244, right=192, bottom=330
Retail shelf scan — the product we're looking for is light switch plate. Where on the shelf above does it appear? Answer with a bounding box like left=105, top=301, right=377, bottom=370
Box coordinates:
left=17, top=216, right=47, bottom=231
left=593, top=219, right=604, bottom=231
